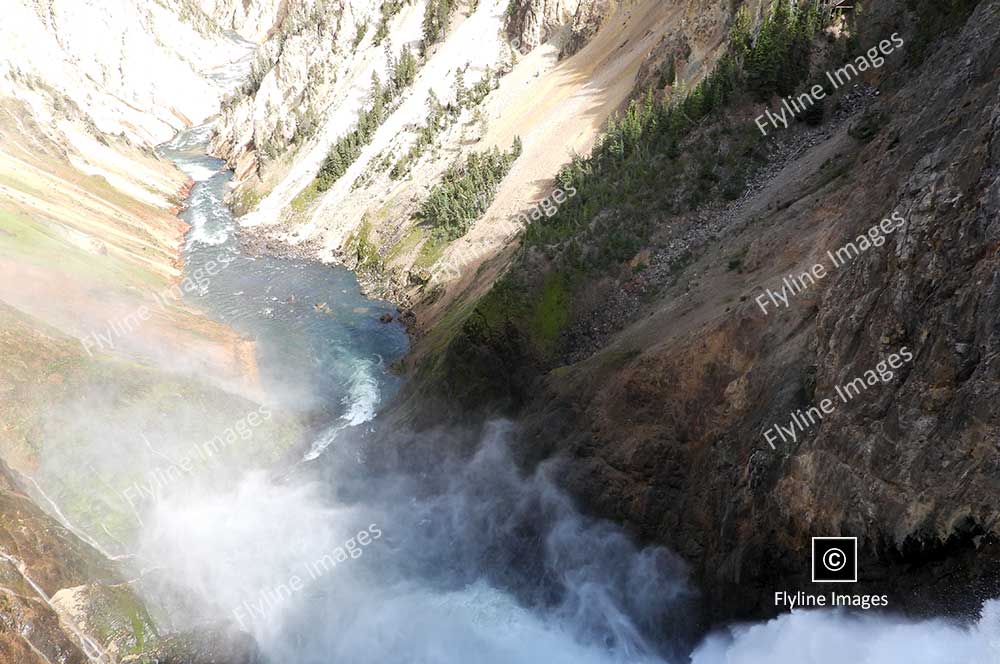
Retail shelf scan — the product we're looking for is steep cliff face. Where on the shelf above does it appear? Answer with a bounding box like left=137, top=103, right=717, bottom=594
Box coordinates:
left=1, top=0, right=250, bottom=147
left=213, top=0, right=738, bottom=337
left=0, top=456, right=259, bottom=663
left=212, top=0, right=373, bottom=184
left=0, top=1, right=282, bottom=660
left=0, top=457, right=121, bottom=663
left=402, top=0, right=999, bottom=623
left=198, top=0, right=287, bottom=41
left=504, top=0, right=585, bottom=52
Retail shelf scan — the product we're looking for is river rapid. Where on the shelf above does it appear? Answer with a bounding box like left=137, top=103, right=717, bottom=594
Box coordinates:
left=132, top=65, right=1000, bottom=664
left=158, top=125, right=407, bottom=460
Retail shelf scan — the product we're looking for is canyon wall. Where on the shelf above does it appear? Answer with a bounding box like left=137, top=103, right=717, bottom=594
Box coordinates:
left=0, top=1, right=283, bottom=660
left=212, top=0, right=745, bottom=337
left=392, top=0, right=1000, bottom=625
left=198, top=0, right=287, bottom=41
left=1, top=0, right=251, bottom=146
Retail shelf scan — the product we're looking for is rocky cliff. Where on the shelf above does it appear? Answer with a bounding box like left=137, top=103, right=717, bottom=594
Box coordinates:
left=0, top=1, right=287, bottom=660
left=198, top=0, right=286, bottom=41
left=1, top=0, right=252, bottom=146
left=210, top=0, right=739, bottom=333
left=395, top=0, right=999, bottom=625
left=0, top=454, right=259, bottom=663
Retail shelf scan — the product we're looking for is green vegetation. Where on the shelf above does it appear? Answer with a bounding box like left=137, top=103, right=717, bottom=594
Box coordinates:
left=416, top=139, right=522, bottom=240
left=530, top=272, right=571, bottom=352
left=414, top=231, right=450, bottom=270
left=231, top=188, right=262, bottom=217
left=353, top=21, right=368, bottom=49
left=391, top=90, right=448, bottom=180
left=92, top=586, right=158, bottom=656
left=345, top=219, right=384, bottom=273
left=659, top=55, right=676, bottom=88
left=290, top=180, right=324, bottom=212
left=522, top=0, right=827, bottom=269
left=441, top=0, right=836, bottom=362
left=313, top=46, right=418, bottom=192
left=374, top=0, right=410, bottom=44
left=432, top=0, right=983, bottom=380
left=742, top=0, right=820, bottom=101
left=423, top=0, right=457, bottom=49
left=391, top=67, right=500, bottom=179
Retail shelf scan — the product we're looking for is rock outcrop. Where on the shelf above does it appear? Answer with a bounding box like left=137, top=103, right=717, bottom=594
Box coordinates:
left=504, top=0, right=584, bottom=51
left=0, top=0, right=249, bottom=146
left=198, top=0, right=286, bottom=42
left=213, top=0, right=733, bottom=340
left=401, top=0, right=1000, bottom=625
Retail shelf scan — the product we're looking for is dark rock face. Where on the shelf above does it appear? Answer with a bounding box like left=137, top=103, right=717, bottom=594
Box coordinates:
left=409, top=0, right=1000, bottom=627
left=522, top=1, right=1000, bottom=622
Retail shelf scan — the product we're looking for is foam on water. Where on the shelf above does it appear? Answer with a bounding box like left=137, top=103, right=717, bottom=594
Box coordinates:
left=691, top=600, right=1000, bottom=664
left=161, top=123, right=215, bottom=153
left=176, top=159, right=221, bottom=182
left=137, top=427, right=691, bottom=663
left=303, top=360, right=381, bottom=460
left=138, top=419, right=1000, bottom=664
left=180, top=170, right=233, bottom=247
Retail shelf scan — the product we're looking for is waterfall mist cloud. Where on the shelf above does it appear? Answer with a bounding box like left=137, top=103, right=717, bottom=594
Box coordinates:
left=133, top=417, right=1000, bottom=664
left=692, top=599, right=1000, bottom=664
left=134, top=421, right=697, bottom=663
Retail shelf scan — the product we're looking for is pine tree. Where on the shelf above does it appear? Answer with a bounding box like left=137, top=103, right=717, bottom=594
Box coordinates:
left=662, top=56, right=676, bottom=87
left=746, top=15, right=779, bottom=100
left=395, top=46, right=417, bottom=90
left=729, top=7, right=753, bottom=63
left=453, top=68, right=468, bottom=107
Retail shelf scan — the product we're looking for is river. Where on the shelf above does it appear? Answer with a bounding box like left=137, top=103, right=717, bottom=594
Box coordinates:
left=131, top=66, right=1000, bottom=664
left=146, top=120, right=692, bottom=664
left=158, top=125, right=408, bottom=461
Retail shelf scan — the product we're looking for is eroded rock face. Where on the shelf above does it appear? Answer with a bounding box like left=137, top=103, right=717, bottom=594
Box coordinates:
left=211, top=0, right=358, bottom=172
left=505, top=0, right=584, bottom=51
left=120, top=626, right=263, bottom=664
left=0, top=0, right=247, bottom=146
left=509, top=0, right=1000, bottom=623
left=561, top=0, right=615, bottom=56
left=198, top=0, right=286, bottom=42
left=0, top=591, right=89, bottom=664
left=0, top=460, right=137, bottom=660
left=0, top=457, right=258, bottom=663
left=402, top=0, right=1000, bottom=627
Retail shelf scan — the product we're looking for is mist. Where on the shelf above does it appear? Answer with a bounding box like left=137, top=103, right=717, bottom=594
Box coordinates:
left=123, top=413, right=1000, bottom=664
left=134, top=420, right=696, bottom=663
left=12, top=39, right=997, bottom=664
left=692, top=599, right=1000, bottom=663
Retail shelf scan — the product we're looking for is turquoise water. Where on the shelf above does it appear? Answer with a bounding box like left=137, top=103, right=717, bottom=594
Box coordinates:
left=158, top=127, right=408, bottom=454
